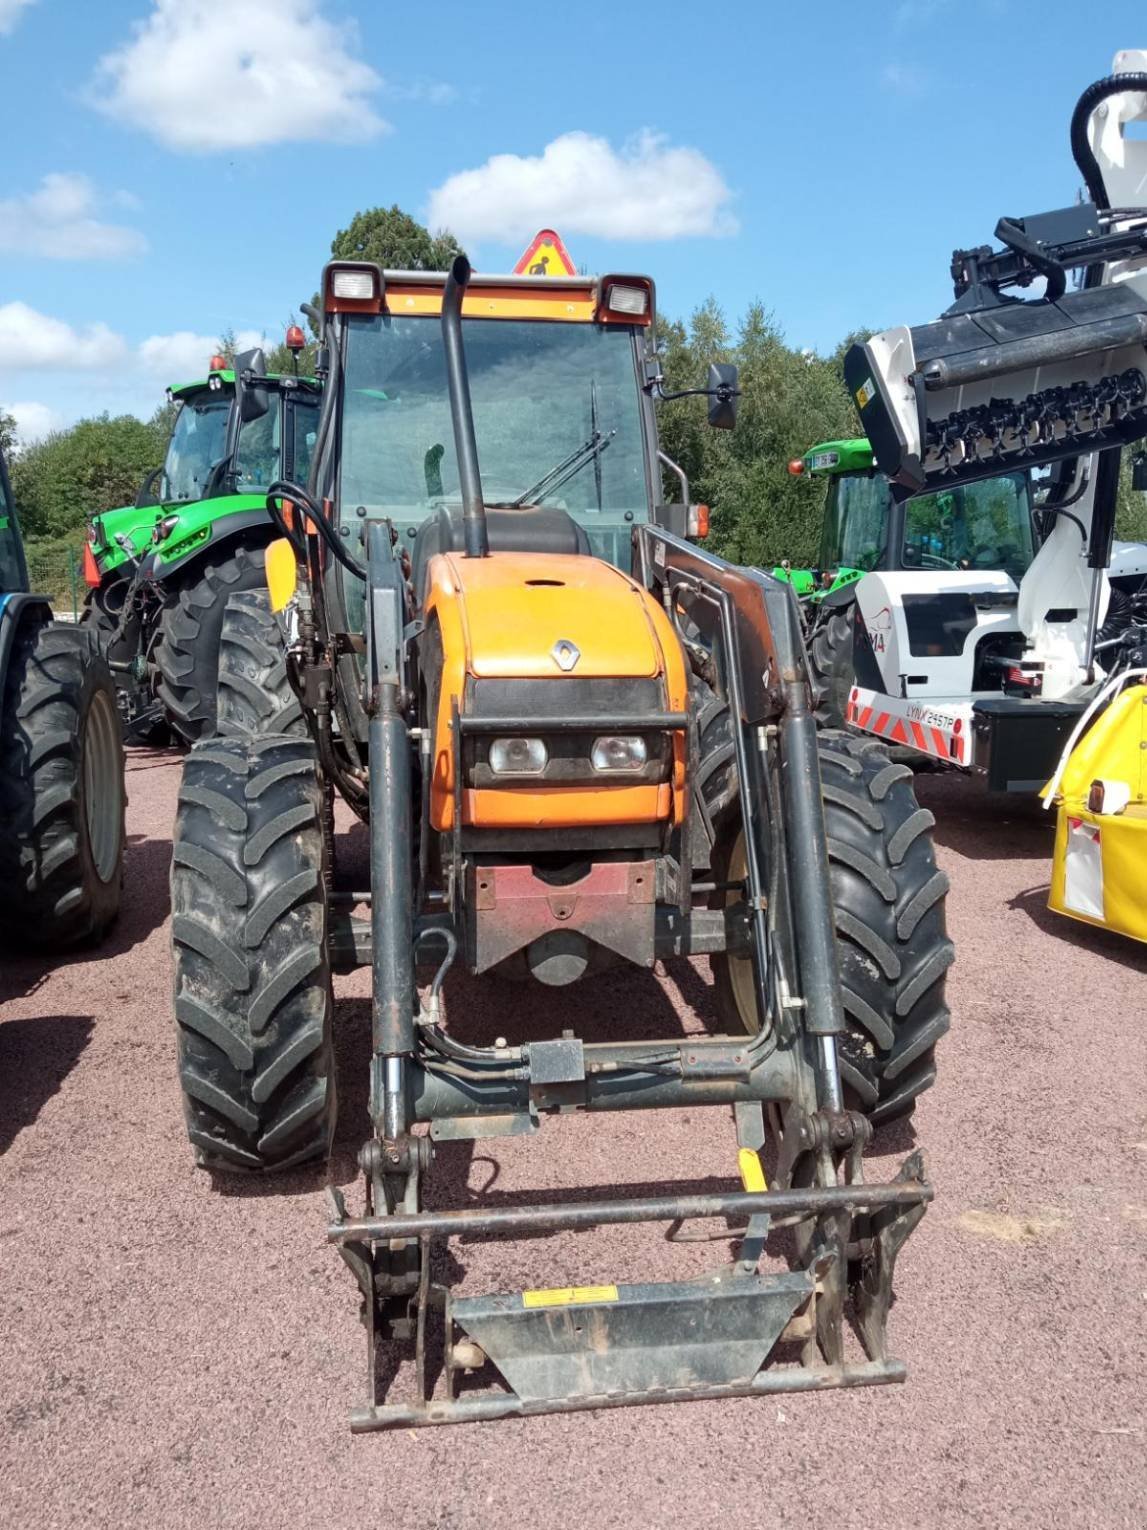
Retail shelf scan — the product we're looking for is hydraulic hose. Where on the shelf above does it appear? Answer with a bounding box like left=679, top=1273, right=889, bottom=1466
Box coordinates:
left=265, top=478, right=366, bottom=581
left=1070, top=72, right=1147, bottom=212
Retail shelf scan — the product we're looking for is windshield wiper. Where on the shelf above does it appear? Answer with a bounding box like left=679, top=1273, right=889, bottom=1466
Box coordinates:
left=505, top=426, right=616, bottom=509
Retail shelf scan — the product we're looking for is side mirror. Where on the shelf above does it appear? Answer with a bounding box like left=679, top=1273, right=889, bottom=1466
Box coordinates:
left=135, top=466, right=163, bottom=507
left=706, top=362, right=739, bottom=431
left=234, top=347, right=270, bottom=425
left=1133, top=454, right=1147, bottom=491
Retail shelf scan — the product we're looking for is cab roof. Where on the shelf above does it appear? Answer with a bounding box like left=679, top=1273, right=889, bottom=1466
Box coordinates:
left=802, top=438, right=876, bottom=475
left=168, top=369, right=305, bottom=400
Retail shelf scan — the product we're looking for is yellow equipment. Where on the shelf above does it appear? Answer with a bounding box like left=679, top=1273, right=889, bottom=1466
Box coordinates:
left=1046, top=672, right=1147, bottom=942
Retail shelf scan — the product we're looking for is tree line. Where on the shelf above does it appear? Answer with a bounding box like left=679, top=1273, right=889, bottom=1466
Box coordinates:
left=5, top=204, right=1146, bottom=569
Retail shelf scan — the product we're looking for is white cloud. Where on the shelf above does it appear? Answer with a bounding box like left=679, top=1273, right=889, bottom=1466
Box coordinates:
left=0, top=302, right=126, bottom=370
left=136, top=327, right=269, bottom=379
left=0, top=173, right=147, bottom=260
left=426, top=130, right=737, bottom=244
left=4, top=400, right=63, bottom=444
left=90, top=0, right=387, bottom=152
left=137, top=331, right=220, bottom=379
left=0, top=0, right=36, bottom=36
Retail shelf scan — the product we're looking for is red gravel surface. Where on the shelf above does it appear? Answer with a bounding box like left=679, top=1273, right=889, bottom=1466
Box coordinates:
left=1, top=750, right=1144, bottom=1529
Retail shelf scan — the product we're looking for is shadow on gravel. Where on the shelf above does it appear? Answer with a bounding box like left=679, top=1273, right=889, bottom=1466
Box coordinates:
left=1008, top=883, right=1147, bottom=971
left=0, top=1014, right=93, bottom=1155
left=125, top=745, right=185, bottom=774
left=916, top=774, right=1055, bottom=862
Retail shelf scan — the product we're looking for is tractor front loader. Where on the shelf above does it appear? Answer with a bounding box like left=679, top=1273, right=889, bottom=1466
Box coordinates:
left=171, top=255, right=952, bottom=1428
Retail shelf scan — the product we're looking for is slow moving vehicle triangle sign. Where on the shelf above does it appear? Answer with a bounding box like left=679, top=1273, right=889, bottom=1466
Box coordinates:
left=512, top=229, right=577, bottom=277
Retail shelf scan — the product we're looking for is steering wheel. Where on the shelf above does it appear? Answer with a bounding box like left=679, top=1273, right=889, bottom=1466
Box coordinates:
left=917, top=552, right=959, bottom=570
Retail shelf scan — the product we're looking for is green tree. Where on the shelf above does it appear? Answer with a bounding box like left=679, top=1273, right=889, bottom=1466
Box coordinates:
left=0, top=410, right=16, bottom=463
left=656, top=298, right=861, bottom=567
left=10, top=413, right=168, bottom=538
left=330, top=205, right=464, bottom=271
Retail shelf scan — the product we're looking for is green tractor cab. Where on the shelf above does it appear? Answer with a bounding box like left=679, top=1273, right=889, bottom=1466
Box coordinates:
left=771, top=438, right=875, bottom=604
left=83, top=345, right=320, bottom=742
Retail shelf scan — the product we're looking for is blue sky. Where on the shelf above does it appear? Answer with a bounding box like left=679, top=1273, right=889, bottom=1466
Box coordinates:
left=0, top=0, right=1144, bottom=442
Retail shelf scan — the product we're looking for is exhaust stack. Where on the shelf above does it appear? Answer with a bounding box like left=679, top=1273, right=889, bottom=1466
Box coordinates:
left=440, top=255, right=489, bottom=558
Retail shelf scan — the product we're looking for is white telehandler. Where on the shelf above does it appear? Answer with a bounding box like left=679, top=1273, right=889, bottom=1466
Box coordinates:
left=839, top=52, right=1147, bottom=791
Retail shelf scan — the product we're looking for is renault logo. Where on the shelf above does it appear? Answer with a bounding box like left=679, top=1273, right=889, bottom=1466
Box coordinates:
left=551, top=639, right=580, bottom=672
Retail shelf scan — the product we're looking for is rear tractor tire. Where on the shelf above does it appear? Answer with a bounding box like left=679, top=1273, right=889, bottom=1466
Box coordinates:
left=0, top=617, right=125, bottom=948
left=807, top=603, right=855, bottom=731
left=710, top=729, right=953, bottom=1126
left=216, top=590, right=304, bottom=739
left=154, top=541, right=270, bottom=743
left=170, top=733, right=336, bottom=1171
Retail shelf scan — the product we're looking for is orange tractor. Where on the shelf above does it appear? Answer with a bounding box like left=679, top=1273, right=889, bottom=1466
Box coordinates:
left=170, top=253, right=951, bottom=1427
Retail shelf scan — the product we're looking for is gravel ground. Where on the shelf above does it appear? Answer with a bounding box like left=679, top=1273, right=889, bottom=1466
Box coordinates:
left=1, top=750, right=1145, bottom=1529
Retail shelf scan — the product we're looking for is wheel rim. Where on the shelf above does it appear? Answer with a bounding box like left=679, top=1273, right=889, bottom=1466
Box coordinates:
left=723, top=828, right=762, bottom=1036
left=83, top=688, right=122, bottom=882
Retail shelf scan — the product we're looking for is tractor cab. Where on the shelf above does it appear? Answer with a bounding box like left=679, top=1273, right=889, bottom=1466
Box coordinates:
left=88, top=356, right=321, bottom=581
left=316, top=263, right=732, bottom=648
left=793, top=437, right=1037, bottom=593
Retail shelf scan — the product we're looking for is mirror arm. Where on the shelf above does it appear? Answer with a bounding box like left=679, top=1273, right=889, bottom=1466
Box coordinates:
left=645, top=376, right=742, bottom=404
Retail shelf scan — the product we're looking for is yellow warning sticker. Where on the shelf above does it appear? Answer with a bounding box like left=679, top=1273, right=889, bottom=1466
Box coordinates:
left=522, top=1284, right=620, bottom=1308
left=855, top=378, right=875, bottom=410
left=738, top=1147, right=768, bottom=1194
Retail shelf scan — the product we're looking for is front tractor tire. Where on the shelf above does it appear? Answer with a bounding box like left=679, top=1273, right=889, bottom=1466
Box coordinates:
left=154, top=541, right=270, bottom=743
left=216, top=590, right=304, bottom=739
left=0, top=617, right=125, bottom=948
left=712, top=730, right=953, bottom=1126
left=170, top=734, right=336, bottom=1171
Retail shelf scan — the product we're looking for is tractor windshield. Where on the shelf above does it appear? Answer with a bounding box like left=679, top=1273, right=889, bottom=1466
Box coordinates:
left=163, top=390, right=231, bottom=502
left=338, top=315, right=649, bottom=524
left=820, top=469, right=1034, bottom=578
left=819, top=473, right=890, bottom=573
left=233, top=395, right=320, bottom=490
left=900, top=472, right=1034, bottom=577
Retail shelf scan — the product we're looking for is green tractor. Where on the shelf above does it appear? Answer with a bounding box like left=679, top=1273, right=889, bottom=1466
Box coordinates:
left=0, top=438, right=125, bottom=952
left=82, top=338, right=320, bottom=743
left=770, top=437, right=875, bottom=608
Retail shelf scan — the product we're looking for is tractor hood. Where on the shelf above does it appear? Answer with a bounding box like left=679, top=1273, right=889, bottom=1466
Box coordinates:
left=435, top=550, right=668, bottom=680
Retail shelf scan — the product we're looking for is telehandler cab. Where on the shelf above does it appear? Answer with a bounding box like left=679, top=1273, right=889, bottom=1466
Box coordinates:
left=171, top=254, right=954, bottom=1427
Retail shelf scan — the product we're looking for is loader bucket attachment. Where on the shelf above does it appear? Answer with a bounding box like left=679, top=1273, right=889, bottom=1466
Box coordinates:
left=329, top=1170, right=931, bottom=1430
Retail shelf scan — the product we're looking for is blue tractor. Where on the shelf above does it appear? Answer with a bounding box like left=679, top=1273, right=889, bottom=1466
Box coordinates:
left=0, top=442, right=124, bottom=950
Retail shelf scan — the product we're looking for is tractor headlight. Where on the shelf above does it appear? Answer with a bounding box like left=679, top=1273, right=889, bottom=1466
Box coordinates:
left=591, top=735, right=648, bottom=772
left=331, top=269, right=377, bottom=301
left=489, top=737, right=548, bottom=775
left=605, top=284, right=649, bottom=317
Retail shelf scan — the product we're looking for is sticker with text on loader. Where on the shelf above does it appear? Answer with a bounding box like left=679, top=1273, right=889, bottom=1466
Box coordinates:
left=522, top=1284, right=620, bottom=1308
